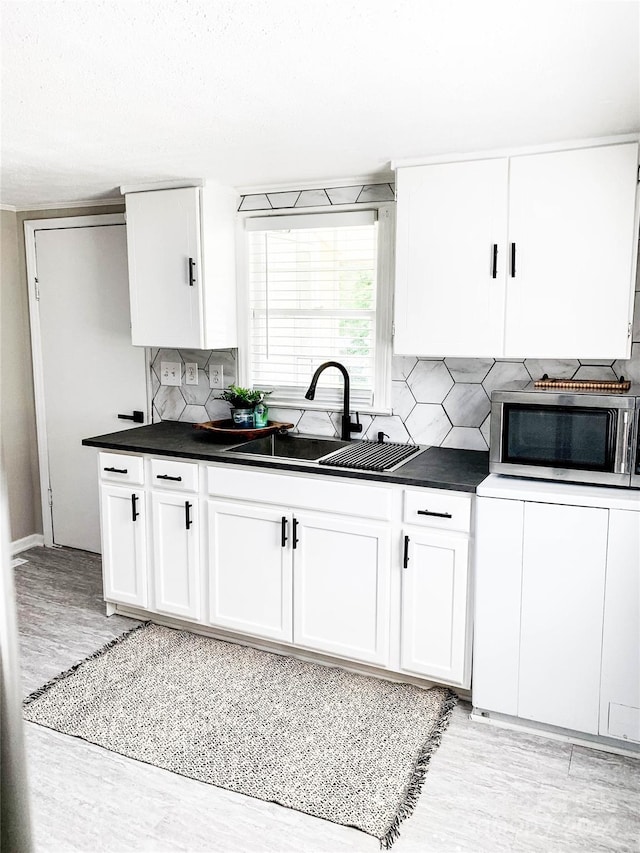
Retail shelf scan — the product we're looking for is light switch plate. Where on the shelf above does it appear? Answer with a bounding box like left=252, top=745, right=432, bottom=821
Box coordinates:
left=209, top=364, right=223, bottom=388
left=160, top=361, right=181, bottom=386
left=185, top=363, right=198, bottom=385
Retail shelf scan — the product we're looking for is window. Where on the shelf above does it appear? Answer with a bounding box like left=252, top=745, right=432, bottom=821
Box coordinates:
left=243, top=207, right=393, bottom=410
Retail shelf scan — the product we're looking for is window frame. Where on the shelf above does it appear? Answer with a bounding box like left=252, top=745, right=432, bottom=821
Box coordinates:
left=236, top=201, right=395, bottom=415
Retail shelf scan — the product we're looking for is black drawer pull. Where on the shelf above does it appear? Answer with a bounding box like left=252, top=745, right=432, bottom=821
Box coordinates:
left=104, top=466, right=128, bottom=474
left=118, top=411, right=144, bottom=423
left=188, top=257, right=196, bottom=287
left=185, top=501, right=193, bottom=530
left=292, top=517, right=299, bottom=550
left=510, top=242, right=516, bottom=278
left=417, top=509, right=453, bottom=519
left=156, top=474, right=182, bottom=482
left=131, top=493, right=139, bottom=522
left=403, top=535, right=410, bottom=569
left=281, top=516, right=288, bottom=547
left=491, top=243, right=498, bottom=279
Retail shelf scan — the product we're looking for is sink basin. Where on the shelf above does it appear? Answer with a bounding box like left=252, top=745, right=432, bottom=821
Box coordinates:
left=228, top=433, right=350, bottom=461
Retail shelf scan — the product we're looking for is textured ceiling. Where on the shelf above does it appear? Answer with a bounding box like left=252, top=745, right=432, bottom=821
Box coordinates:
left=1, top=0, right=639, bottom=208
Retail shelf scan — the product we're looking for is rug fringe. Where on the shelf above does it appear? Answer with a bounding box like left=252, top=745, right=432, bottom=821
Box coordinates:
left=379, top=688, right=458, bottom=850
left=23, top=621, right=150, bottom=707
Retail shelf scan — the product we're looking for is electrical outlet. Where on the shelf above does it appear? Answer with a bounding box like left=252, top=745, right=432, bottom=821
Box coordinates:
left=185, top=363, right=198, bottom=385
left=160, top=361, right=181, bottom=386
left=209, top=364, right=223, bottom=389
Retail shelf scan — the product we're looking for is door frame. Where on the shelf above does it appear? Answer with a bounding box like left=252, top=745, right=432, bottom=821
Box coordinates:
left=25, top=214, right=152, bottom=547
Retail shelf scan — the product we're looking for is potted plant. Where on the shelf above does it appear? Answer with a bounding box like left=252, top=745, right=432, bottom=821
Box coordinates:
left=217, top=385, right=271, bottom=428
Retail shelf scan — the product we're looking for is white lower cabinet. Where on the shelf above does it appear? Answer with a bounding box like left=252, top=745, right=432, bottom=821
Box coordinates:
left=600, top=509, right=640, bottom=743
left=150, top=490, right=200, bottom=620
left=293, top=512, right=391, bottom=666
left=100, top=483, right=147, bottom=608
left=474, top=479, right=640, bottom=744
left=207, top=499, right=292, bottom=643
left=400, top=529, right=470, bottom=687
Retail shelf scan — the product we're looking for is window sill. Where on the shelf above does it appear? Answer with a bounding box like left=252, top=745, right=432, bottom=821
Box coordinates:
left=266, top=398, right=392, bottom=417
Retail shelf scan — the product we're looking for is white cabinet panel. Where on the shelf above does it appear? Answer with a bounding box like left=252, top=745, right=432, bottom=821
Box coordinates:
left=506, top=143, right=638, bottom=358
left=400, top=530, right=470, bottom=687
left=518, top=502, right=608, bottom=734
left=473, top=497, right=524, bottom=714
left=151, top=491, right=200, bottom=620
left=207, top=500, right=292, bottom=643
left=293, top=513, right=391, bottom=666
left=99, top=452, right=144, bottom=486
left=394, top=158, right=508, bottom=356
left=125, top=185, right=237, bottom=349
left=600, top=509, right=640, bottom=742
left=100, top=484, right=147, bottom=608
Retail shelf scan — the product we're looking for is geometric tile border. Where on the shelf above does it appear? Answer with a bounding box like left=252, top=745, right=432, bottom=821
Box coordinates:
left=239, top=183, right=395, bottom=211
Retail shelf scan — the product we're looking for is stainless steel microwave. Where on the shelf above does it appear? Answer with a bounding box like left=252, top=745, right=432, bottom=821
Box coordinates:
left=489, top=387, right=640, bottom=489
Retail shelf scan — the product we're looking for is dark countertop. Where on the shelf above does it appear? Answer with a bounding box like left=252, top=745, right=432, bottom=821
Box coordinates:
left=82, top=421, right=489, bottom=493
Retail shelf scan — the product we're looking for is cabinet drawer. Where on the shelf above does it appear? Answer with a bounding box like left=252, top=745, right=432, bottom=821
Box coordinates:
left=99, top=452, right=144, bottom=486
left=208, top=465, right=392, bottom=520
left=403, top=488, right=471, bottom=533
left=150, top=458, right=199, bottom=492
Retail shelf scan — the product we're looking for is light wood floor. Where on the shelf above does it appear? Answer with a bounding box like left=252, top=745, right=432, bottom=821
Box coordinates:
left=15, top=546, right=640, bottom=853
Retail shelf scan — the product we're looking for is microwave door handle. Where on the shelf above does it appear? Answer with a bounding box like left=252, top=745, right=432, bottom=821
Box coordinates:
left=618, top=410, right=631, bottom=474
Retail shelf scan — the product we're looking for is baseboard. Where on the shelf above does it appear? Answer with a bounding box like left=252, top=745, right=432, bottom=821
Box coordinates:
left=11, top=533, right=44, bottom=555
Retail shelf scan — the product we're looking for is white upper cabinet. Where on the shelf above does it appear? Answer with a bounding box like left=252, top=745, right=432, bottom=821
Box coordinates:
left=394, top=141, right=639, bottom=359
left=395, top=158, right=508, bottom=357
left=124, top=184, right=238, bottom=348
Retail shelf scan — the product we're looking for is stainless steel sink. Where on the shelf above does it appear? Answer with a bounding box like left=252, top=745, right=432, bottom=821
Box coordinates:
left=226, top=433, right=424, bottom=471
left=228, top=433, right=350, bottom=461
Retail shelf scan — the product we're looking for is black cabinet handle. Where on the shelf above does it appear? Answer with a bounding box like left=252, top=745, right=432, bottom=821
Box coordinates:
left=417, top=509, right=452, bottom=519
left=403, top=535, right=410, bottom=569
left=188, top=257, right=196, bottom=287
left=292, top=517, right=299, bottom=550
left=131, top=493, right=139, bottom=522
left=185, top=501, right=192, bottom=530
left=491, top=243, right=498, bottom=279
left=156, top=474, right=182, bottom=482
left=510, top=242, right=516, bottom=278
left=104, top=466, right=127, bottom=474
left=281, top=516, right=288, bottom=548
left=118, top=411, right=144, bottom=423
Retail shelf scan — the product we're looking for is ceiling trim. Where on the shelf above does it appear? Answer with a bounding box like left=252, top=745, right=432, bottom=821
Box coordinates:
left=0, top=203, right=17, bottom=212
left=14, top=197, right=124, bottom=212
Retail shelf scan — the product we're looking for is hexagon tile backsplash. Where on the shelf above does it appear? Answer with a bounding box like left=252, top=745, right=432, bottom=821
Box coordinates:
left=151, top=325, right=640, bottom=452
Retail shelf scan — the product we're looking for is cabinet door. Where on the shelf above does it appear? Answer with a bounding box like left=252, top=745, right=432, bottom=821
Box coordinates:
left=400, top=529, right=470, bottom=687
left=150, top=490, right=200, bottom=620
left=506, top=143, right=638, bottom=358
left=126, top=187, right=203, bottom=348
left=394, top=159, right=508, bottom=357
left=518, top=502, right=608, bottom=734
left=473, top=496, right=525, bottom=712
left=600, top=509, right=640, bottom=742
left=100, top=484, right=147, bottom=608
left=207, top=500, right=293, bottom=643
left=293, top=513, right=391, bottom=666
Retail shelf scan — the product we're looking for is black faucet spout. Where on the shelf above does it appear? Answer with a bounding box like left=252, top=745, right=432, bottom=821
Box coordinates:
left=304, top=361, right=361, bottom=441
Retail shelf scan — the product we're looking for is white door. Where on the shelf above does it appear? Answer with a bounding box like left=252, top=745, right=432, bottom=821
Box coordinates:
left=394, top=158, right=508, bottom=357
left=293, top=512, right=391, bottom=666
left=400, top=529, right=470, bottom=687
left=28, top=217, right=148, bottom=553
left=518, top=501, right=609, bottom=734
left=207, top=500, right=293, bottom=642
left=99, top=484, right=147, bottom=608
left=125, top=187, right=202, bottom=347
left=505, top=143, right=638, bottom=358
left=150, top=490, right=200, bottom=620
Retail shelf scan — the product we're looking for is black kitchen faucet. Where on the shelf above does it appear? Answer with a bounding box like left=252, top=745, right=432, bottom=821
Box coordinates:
left=304, top=361, right=363, bottom=441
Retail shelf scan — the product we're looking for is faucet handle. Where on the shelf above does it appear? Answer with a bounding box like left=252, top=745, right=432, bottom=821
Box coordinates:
left=350, top=412, right=363, bottom=434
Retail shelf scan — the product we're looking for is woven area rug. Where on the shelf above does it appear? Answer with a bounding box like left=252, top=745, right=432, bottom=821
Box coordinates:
left=24, top=622, right=457, bottom=848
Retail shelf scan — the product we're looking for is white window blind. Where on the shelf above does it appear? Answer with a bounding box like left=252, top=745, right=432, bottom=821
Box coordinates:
left=246, top=210, right=379, bottom=407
